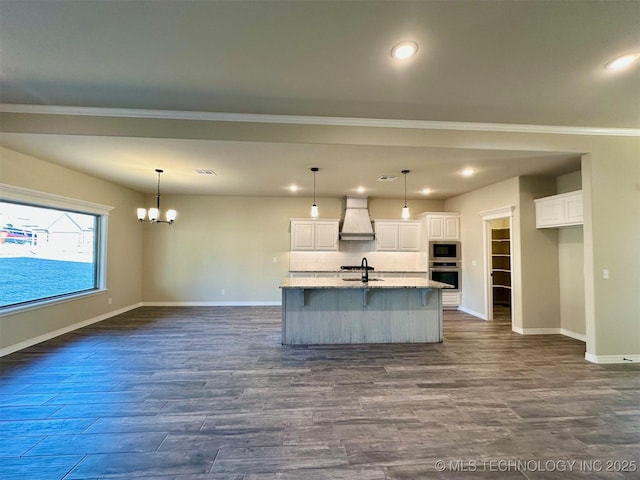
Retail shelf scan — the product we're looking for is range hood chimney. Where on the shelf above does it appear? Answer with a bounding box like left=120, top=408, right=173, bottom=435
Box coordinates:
left=340, top=196, right=375, bottom=241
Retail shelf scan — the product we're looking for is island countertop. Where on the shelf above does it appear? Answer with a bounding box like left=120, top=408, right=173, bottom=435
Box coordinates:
left=279, top=277, right=452, bottom=289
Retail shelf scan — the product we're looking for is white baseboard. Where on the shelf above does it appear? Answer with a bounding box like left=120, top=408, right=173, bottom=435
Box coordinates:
left=457, top=305, right=487, bottom=320
left=141, top=301, right=282, bottom=307
left=560, top=328, right=586, bottom=342
left=0, top=302, right=143, bottom=357
left=585, top=353, right=640, bottom=364
left=510, top=326, right=586, bottom=343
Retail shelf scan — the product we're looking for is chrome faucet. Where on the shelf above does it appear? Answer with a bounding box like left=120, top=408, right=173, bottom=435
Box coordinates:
left=361, top=257, right=369, bottom=282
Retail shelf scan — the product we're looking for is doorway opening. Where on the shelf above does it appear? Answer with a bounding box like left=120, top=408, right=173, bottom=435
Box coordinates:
left=480, top=206, right=514, bottom=325
left=489, top=219, right=512, bottom=324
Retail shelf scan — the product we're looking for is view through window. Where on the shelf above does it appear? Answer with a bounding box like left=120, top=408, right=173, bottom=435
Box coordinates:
left=0, top=201, right=99, bottom=309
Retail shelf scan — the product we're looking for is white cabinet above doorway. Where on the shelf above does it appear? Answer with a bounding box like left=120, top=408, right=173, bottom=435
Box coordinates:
left=534, top=190, right=583, bottom=228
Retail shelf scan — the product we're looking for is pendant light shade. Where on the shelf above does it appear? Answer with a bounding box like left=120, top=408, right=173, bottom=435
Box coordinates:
left=310, top=167, right=319, bottom=218
left=401, top=170, right=410, bottom=219
left=137, top=169, right=176, bottom=224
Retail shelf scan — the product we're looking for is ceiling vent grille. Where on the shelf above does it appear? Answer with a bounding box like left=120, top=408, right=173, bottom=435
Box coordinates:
left=194, top=169, right=217, bottom=176
left=377, top=175, right=398, bottom=182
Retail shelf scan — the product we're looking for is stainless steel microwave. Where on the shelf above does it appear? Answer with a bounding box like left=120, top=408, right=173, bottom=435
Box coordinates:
left=429, top=241, right=460, bottom=261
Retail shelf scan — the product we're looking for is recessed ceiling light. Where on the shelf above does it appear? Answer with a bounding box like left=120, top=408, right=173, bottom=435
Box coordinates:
left=357, top=186, right=365, bottom=194
left=421, top=188, right=432, bottom=195
left=289, top=185, right=298, bottom=192
left=605, top=52, right=640, bottom=70
left=461, top=168, right=476, bottom=177
left=391, top=41, right=418, bottom=60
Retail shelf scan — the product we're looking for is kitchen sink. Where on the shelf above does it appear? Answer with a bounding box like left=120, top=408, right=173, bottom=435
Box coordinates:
left=342, top=278, right=384, bottom=282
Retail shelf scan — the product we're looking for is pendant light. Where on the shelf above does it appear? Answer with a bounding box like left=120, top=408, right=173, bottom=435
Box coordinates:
left=401, top=169, right=410, bottom=219
left=137, top=169, right=177, bottom=224
left=310, top=167, right=319, bottom=218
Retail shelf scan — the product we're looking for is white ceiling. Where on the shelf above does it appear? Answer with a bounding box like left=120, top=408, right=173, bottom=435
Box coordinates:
left=0, top=0, right=637, bottom=198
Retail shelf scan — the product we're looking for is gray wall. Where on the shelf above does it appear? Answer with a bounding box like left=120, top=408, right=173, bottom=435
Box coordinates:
left=557, top=171, right=585, bottom=338
left=140, top=194, right=443, bottom=303
left=0, top=147, right=144, bottom=351
left=517, top=176, right=561, bottom=329
left=444, top=177, right=520, bottom=321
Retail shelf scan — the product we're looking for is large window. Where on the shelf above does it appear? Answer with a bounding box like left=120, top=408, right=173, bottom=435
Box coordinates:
left=0, top=185, right=111, bottom=311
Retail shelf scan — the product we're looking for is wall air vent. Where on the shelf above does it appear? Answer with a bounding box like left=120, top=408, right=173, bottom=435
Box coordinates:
left=377, top=175, right=398, bottom=182
left=194, top=169, right=217, bottom=176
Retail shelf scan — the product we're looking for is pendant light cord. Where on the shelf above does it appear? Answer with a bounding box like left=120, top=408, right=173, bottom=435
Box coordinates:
left=156, top=170, right=162, bottom=209
left=402, top=169, right=409, bottom=207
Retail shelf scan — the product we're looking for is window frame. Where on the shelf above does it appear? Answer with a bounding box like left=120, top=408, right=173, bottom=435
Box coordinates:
left=0, top=183, right=113, bottom=315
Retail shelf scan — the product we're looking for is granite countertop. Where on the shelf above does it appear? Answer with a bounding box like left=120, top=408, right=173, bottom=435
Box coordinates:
left=289, top=269, right=428, bottom=274
left=280, top=277, right=452, bottom=289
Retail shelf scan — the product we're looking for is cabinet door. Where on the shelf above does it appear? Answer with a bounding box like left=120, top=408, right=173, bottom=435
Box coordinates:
left=428, top=216, right=444, bottom=240
left=375, top=223, right=398, bottom=250
left=291, top=222, right=314, bottom=250
left=442, top=291, right=461, bottom=307
left=398, top=223, right=420, bottom=251
left=315, top=221, right=339, bottom=251
left=443, top=216, right=460, bottom=240
left=565, top=193, right=583, bottom=225
left=535, top=198, right=563, bottom=228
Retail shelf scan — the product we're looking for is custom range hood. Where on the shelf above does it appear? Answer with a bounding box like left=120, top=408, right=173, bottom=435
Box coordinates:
left=339, top=196, right=375, bottom=241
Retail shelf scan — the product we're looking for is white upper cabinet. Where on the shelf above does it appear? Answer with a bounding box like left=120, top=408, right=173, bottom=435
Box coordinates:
left=374, top=222, right=399, bottom=250
left=315, top=221, right=340, bottom=250
left=534, top=190, right=583, bottom=228
left=374, top=220, right=421, bottom=251
left=417, top=213, right=461, bottom=240
left=398, top=222, right=421, bottom=250
left=290, top=220, right=339, bottom=251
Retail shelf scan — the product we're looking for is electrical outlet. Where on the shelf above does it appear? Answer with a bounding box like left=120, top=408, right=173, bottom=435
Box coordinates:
left=108, top=297, right=112, bottom=305
left=221, top=289, right=225, bottom=295
left=273, top=257, right=277, bottom=263
left=602, top=269, right=609, bottom=279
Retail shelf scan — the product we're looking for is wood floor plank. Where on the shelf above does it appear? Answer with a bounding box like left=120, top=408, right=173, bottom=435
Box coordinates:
left=1, top=306, right=638, bottom=479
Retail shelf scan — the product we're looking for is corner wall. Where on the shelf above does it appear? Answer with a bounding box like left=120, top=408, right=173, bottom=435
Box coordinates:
left=557, top=170, right=585, bottom=339
left=517, top=176, right=560, bottom=330
left=444, top=177, right=520, bottom=321
left=0, top=147, right=144, bottom=353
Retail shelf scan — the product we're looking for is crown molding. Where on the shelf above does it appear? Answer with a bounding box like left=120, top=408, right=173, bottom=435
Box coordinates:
left=1, top=104, right=638, bottom=137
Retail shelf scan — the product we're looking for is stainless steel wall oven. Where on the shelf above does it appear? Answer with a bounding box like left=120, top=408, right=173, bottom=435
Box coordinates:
left=429, top=262, right=461, bottom=291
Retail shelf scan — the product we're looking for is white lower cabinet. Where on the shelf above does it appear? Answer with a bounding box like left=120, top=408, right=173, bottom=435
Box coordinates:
left=442, top=291, right=461, bottom=308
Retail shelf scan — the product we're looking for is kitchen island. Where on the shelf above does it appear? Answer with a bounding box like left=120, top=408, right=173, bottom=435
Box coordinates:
left=279, top=277, right=452, bottom=345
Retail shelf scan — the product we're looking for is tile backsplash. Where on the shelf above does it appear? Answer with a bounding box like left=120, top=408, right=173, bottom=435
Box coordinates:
left=290, top=242, right=428, bottom=271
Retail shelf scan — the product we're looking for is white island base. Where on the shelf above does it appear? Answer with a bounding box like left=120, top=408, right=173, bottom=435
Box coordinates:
left=280, top=278, right=449, bottom=345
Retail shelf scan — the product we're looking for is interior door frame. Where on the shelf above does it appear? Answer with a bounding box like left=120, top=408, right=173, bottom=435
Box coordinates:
left=480, top=206, right=515, bottom=322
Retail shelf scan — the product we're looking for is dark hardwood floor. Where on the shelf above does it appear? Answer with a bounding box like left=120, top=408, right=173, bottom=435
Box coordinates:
left=1, top=307, right=639, bottom=479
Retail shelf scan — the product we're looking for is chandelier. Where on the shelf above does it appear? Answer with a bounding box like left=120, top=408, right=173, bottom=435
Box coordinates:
left=137, top=169, right=176, bottom=224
